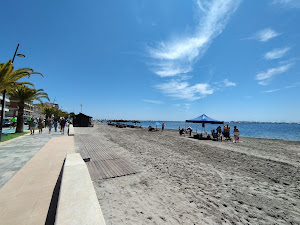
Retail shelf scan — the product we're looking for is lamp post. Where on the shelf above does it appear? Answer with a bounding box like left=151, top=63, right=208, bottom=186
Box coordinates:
left=0, top=44, right=25, bottom=142
left=80, top=104, right=82, bottom=113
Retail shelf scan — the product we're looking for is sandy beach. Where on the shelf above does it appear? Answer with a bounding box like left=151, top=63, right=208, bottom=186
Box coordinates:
left=76, top=124, right=300, bottom=224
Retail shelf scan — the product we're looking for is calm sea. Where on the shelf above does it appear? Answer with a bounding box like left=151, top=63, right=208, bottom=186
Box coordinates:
left=139, top=121, right=300, bottom=141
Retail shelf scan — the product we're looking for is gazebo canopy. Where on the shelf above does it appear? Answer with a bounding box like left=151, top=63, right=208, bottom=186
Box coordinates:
left=186, top=114, right=223, bottom=124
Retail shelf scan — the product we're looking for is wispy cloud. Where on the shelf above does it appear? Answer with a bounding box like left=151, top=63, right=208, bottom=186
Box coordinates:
left=156, top=79, right=214, bottom=101
left=148, top=0, right=240, bottom=77
left=143, top=100, right=163, bottom=104
left=251, top=28, right=280, bottom=42
left=223, top=79, right=236, bottom=87
left=261, top=82, right=300, bottom=93
left=255, top=63, right=292, bottom=85
left=264, top=47, right=290, bottom=60
left=272, top=0, right=300, bottom=8
left=261, top=89, right=281, bottom=93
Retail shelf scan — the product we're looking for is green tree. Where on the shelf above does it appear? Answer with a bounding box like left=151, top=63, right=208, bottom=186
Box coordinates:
left=8, top=86, right=49, bottom=133
left=0, top=60, right=43, bottom=139
left=42, top=106, right=55, bottom=119
left=0, top=60, right=42, bottom=93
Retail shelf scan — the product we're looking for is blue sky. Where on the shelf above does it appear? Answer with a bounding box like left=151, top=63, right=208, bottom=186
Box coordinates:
left=1, top=0, right=299, bottom=122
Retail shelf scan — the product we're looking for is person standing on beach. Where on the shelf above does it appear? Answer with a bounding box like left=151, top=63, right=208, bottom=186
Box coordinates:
left=53, top=118, right=58, bottom=132
left=217, top=126, right=222, bottom=141
left=223, top=124, right=231, bottom=137
left=48, top=119, right=53, bottom=134
left=60, top=117, right=66, bottom=134
left=38, top=118, right=44, bottom=134
left=161, top=123, right=166, bottom=132
left=29, top=117, right=36, bottom=135
left=233, top=126, right=240, bottom=143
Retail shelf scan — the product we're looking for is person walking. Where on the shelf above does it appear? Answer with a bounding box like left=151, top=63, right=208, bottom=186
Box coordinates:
left=60, top=117, right=66, bottom=134
left=29, top=117, right=36, bottom=135
left=48, top=119, right=53, bottom=134
left=38, top=118, right=44, bottom=134
left=53, top=118, right=58, bottom=132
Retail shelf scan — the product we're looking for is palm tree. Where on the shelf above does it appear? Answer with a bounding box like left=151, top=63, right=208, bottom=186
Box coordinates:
left=8, top=86, right=49, bottom=133
left=0, top=60, right=42, bottom=93
left=0, top=60, right=43, bottom=138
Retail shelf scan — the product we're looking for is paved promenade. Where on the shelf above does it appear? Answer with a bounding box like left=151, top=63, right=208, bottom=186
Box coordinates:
left=0, top=128, right=75, bottom=225
left=0, top=130, right=67, bottom=189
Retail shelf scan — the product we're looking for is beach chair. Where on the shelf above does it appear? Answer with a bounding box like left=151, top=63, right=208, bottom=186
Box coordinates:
left=212, top=132, right=219, bottom=141
left=223, top=131, right=232, bottom=141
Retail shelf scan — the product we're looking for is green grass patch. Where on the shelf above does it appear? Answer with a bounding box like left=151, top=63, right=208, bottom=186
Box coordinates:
left=1, top=132, right=28, bottom=142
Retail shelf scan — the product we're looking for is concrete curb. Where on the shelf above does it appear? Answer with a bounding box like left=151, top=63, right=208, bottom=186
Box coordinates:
left=68, top=124, right=75, bottom=136
left=55, top=153, right=106, bottom=225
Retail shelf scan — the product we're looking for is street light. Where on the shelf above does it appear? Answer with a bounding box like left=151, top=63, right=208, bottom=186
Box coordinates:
left=12, top=44, right=25, bottom=63
left=0, top=44, right=26, bottom=142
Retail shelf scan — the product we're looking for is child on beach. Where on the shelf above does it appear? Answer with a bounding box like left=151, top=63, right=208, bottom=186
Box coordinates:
left=233, top=126, right=240, bottom=143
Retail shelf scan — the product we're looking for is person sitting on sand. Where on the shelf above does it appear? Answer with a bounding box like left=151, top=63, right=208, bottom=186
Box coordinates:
left=217, top=126, right=222, bottom=141
left=233, top=126, right=240, bottom=143
left=179, top=128, right=184, bottom=135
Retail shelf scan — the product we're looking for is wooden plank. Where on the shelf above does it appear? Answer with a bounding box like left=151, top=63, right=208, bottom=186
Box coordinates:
left=105, top=159, right=123, bottom=177
left=85, top=161, right=101, bottom=180
left=95, top=160, right=112, bottom=179
left=74, top=133, right=138, bottom=180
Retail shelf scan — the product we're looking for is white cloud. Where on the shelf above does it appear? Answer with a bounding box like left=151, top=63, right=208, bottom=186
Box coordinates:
left=253, top=28, right=280, bottom=42
left=255, top=63, right=292, bottom=85
left=156, top=79, right=214, bottom=101
left=148, top=0, right=240, bottom=77
left=264, top=47, right=290, bottom=60
left=223, top=79, right=236, bottom=87
left=143, top=100, right=163, bottom=104
left=261, top=89, right=281, bottom=93
left=272, top=0, right=300, bottom=8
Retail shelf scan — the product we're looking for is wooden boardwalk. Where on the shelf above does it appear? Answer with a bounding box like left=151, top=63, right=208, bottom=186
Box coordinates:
left=74, top=134, right=137, bottom=180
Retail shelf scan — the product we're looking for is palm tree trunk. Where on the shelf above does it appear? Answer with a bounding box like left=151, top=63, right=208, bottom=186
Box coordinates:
left=0, top=90, right=6, bottom=142
left=16, top=102, right=25, bottom=133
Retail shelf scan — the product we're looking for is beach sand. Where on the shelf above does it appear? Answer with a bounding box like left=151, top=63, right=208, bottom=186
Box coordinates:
left=77, top=124, right=300, bottom=224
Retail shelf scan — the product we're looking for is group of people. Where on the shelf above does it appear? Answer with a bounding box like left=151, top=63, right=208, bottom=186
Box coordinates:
left=178, top=126, right=193, bottom=136
left=215, top=124, right=240, bottom=142
left=29, top=117, right=67, bottom=135
left=178, top=124, right=241, bottom=142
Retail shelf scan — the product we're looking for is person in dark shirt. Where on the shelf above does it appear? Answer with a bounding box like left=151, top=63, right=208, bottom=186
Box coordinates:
left=60, top=118, right=66, bottom=134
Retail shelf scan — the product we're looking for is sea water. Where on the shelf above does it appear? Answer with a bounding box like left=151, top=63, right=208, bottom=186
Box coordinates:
left=140, top=121, right=300, bottom=141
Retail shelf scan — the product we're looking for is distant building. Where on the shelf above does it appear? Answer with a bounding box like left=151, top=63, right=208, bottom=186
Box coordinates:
left=0, top=95, right=10, bottom=119
left=72, top=113, right=92, bottom=127
left=6, top=96, right=34, bottom=118
left=42, top=102, right=59, bottom=109
left=32, top=102, right=59, bottom=119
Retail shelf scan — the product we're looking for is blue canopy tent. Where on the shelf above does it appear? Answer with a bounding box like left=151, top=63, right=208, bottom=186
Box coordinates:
left=185, top=114, right=224, bottom=133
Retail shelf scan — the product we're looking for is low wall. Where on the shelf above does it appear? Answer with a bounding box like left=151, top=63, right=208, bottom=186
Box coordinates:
left=55, top=153, right=106, bottom=225
left=68, top=124, right=75, bottom=136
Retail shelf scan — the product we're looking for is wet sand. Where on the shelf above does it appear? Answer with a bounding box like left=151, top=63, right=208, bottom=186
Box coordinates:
left=80, top=124, right=300, bottom=224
